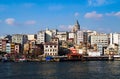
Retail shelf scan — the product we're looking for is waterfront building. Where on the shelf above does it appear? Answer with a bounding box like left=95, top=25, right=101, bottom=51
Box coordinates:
left=109, top=33, right=120, bottom=54
left=0, top=36, right=11, bottom=52
left=15, top=43, right=21, bottom=53
left=29, top=39, right=36, bottom=54
left=0, top=39, right=2, bottom=51
left=12, top=34, right=28, bottom=53
left=104, top=44, right=118, bottom=55
left=90, top=34, right=108, bottom=55
left=97, top=44, right=103, bottom=55
left=44, top=42, right=58, bottom=56
left=11, top=43, right=15, bottom=53
left=24, top=42, right=29, bottom=54
left=110, top=33, right=119, bottom=45
left=6, top=43, right=11, bottom=53
left=118, top=34, right=120, bottom=54
left=24, top=39, right=36, bottom=54
left=2, top=39, right=8, bottom=52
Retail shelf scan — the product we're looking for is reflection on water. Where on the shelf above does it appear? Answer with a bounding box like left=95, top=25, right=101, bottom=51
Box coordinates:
left=0, top=61, right=120, bottom=79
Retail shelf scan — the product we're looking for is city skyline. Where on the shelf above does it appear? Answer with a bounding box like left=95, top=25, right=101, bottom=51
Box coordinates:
left=0, top=0, right=120, bottom=35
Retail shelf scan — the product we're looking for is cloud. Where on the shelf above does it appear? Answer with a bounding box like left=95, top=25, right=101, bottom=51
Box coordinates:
left=115, top=12, right=120, bottom=17
left=106, top=11, right=120, bottom=17
left=58, top=25, right=74, bottom=31
left=105, top=12, right=114, bottom=16
left=48, top=5, right=63, bottom=11
left=5, top=18, right=15, bottom=25
left=84, top=11, right=103, bottom=19
left=5, top=18, right=36, bottom=26
left=74, top=12, right=80, bottom=17
left=25, top=20, right=36, bottom=25
left=88, top=0, right=107, bottom=6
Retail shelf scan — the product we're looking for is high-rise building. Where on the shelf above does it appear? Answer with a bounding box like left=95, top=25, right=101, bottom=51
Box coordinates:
left=110, top=33, right=120, bottom=54
left=90, top=34, right=108, bottom=55
left=56, top=32, right=68, bottom=42
left=12, top=34, right=28, bottom=45
left=76, top=31, right=88, bottom=45
left=37, top=28, right=57, bottom=44
left=37, top=31, right=45, bottom=44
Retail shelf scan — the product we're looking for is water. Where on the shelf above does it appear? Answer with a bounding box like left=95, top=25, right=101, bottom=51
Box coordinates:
left=0, top=61, right=120, bottom=79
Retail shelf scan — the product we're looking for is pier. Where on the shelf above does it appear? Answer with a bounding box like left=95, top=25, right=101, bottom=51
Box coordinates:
left=82, top=56, right=113, bottom=61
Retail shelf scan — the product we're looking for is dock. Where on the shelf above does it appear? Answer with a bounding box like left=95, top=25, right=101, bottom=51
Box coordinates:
left=82, top=56, right=114, bottom=61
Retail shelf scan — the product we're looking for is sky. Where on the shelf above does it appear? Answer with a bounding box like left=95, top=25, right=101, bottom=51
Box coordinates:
left=0, top=0, right=120, bottom=35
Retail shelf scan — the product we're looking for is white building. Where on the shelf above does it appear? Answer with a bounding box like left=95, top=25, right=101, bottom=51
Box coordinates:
left=27, top=34, right=36, bottom=41
left=110, top=33, right=119, bottom=45
left=90, top=34, right=108, bottom=55
left=37, top=31, right=45, bottom=44
left=12, top=34, right=28, bottom=45
left=76, top=31, right=88, bottom=45
left=45, top=29, right=53, bottom=42
left=77, top=31, right=83, bottom=45
left=56, top=32, right=68, bottom=42
left=90, top=34, right=108, bottom=47
left=44, top=42, right=58, bottom=56
left=37, top=28, right=57, bottom=44
left=68, top=32, right=75, bottom=39
left=0, top=39, right=2, bottom=51
left=118, top=34, right=120, bottom=54
left=110, top=33, right=120, bottom=54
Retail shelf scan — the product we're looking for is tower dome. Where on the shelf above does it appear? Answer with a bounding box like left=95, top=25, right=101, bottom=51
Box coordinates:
left=72, top=20, right=80, bottom=32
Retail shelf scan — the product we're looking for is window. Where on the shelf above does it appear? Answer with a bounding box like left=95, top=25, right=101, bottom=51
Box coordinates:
left=50, top=45, right=52, bottom=48
left=46, top=45, right=48, bottom=48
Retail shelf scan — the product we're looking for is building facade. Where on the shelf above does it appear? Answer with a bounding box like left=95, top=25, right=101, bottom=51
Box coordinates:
left=110, top=33, right=120, bottom=54
left=90, top=34, right=108, bottom=54
left=44, top=42, right=58, bottom=56
left=27, top=34, right=37, bottom=41
left=56, top=32, right=68, bottom=42
left=6, top=43, right=11, bottom=53
left=12, top=34, right=28, bottom=45
left=37, top=31, right=45, bottom=44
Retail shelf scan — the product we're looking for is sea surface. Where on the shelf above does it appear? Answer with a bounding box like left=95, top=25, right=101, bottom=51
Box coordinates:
left=0, top=61, right=120, bottom=79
